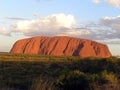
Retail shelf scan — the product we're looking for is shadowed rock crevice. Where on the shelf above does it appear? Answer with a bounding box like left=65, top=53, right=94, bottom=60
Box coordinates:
left=49, top=40, right=59, bottom=55
left=73, top=43, right=84, bottom=56
left=63, top=39, right=71, bottom=54
left=39, top=38, right=49, bottom=54
left=10, top=36, right=112, bottom=58
left=23, top=39, right=32, bottom=53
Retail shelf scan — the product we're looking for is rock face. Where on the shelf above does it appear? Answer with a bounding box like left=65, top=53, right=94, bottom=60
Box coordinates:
left=10, top=36, right=112, bottom=58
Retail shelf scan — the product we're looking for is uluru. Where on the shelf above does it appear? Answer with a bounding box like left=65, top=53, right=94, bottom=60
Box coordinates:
left=10, top=36, right=112, bottom=58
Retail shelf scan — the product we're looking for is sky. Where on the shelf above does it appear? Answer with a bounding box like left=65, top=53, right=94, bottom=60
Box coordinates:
left=0, top=0, right=120, bottom=56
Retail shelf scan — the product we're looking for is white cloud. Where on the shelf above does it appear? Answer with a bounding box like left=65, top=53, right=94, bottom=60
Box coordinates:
left=97, top=38, right=120, bottom=44
left=0, top=14, right=120, bottom=44
left=0, top=14, right=93, bottom=38
left=92, top=0, right=101, bottom=4
left=92, top=0, right=120, bottom=8
left=0, top=27, right=10, bottom=35
left=100, top=16, right=120, bottom=37
left=99, top=15, right=120, bottom=43
left=106, top=0, right=120, bottom=8
left=10, top=13, right=78, bottom=36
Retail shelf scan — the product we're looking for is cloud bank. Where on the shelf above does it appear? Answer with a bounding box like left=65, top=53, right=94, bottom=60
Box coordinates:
left=0, top=13, right=120, bottom=44
left=100, top=16, right=120, bottom=39
left=2, top=14, right=92, bottom=37
left=10, top=14, right=79, bottom=36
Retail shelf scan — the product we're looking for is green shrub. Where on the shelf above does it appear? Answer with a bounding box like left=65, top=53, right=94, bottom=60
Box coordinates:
left=92, top=70, right=120, bottom=90
left=56, top=70, right=120, bottom=90
left=101, top=70, right=120, bottom=87
left=56, top=70, right=91, bottom=90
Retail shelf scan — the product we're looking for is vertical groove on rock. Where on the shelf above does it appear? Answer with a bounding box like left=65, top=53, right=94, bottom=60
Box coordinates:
left=22, top=39, right=32, bottom=53
left=39, top=38, right=48, bottom=54
left=49, top=39, right=59, bottom=55
left=63, top=39, right=71, bottom=54
left=73, top=42, right=84, bottom=56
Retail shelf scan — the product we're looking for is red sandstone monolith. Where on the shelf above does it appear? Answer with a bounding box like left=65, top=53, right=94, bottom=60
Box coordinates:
left=10, top=36, right=112, bottom=58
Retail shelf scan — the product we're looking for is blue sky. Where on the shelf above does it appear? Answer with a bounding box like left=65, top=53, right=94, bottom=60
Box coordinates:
left=0, top=0, right=120, bottom=56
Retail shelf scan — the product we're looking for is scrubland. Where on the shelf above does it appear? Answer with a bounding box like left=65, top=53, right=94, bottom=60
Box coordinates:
left=0, top=53, right=120, bottom=90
